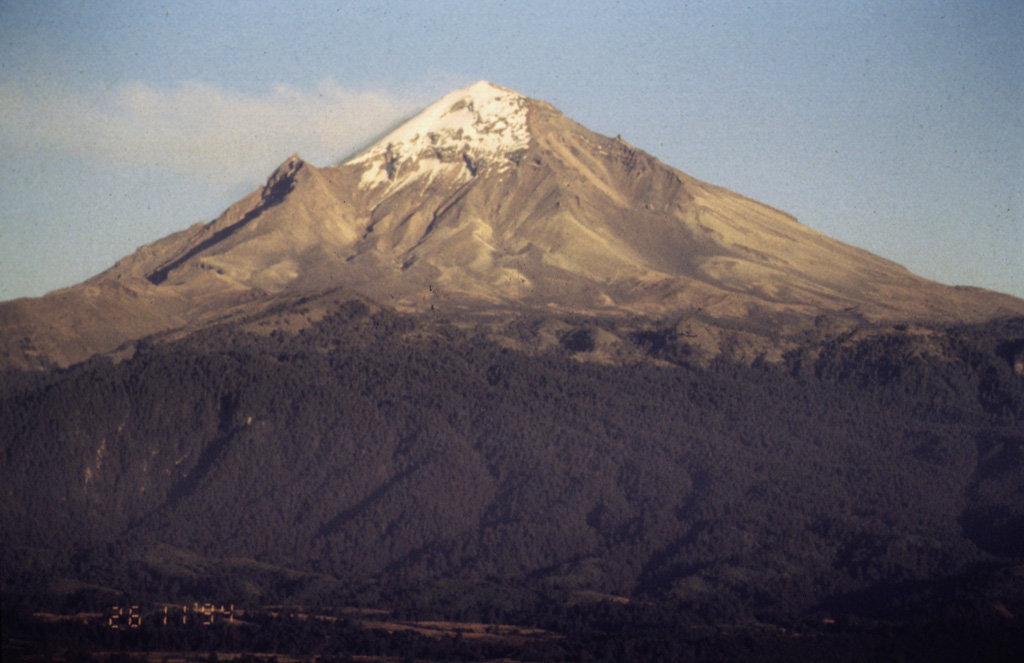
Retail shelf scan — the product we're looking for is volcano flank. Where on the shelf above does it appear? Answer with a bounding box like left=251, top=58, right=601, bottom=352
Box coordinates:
left=3, top=81, right=1022, bottom=371
left=3, top=81, right=1024, bottom=661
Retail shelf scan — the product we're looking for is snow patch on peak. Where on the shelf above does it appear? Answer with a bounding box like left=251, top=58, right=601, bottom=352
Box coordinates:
left=348, top=81, right=530, bottom=190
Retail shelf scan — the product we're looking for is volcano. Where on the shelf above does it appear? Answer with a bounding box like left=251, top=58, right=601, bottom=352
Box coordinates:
left=2, top=81, right=1023, bottom=370
left=5, top=83, right=1024, bottom=658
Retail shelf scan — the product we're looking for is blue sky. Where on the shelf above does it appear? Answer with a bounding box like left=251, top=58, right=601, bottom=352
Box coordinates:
left=2, top=0, right=1021, bottom=300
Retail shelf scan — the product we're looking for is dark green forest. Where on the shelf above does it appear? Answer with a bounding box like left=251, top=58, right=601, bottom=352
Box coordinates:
left=3, top=296, right=1024, bottom=660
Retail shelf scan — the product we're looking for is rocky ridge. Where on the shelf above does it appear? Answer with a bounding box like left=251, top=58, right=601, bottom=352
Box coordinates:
left=2, top=81, right=1023, bottom=371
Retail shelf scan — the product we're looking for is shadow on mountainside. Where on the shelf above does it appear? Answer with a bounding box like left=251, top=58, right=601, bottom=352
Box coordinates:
left=146, top=165, right=298, bottom=286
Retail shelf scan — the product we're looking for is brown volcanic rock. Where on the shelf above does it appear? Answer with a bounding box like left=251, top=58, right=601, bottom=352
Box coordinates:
left=2, top=81, right=1023, bottom=371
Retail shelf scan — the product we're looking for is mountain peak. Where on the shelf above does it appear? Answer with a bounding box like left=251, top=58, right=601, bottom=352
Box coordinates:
left=264, top=153, right=305, bottom=195
left=347, top=81, right=530, bottom=190
left=4, top=81, right=1024, bottom=373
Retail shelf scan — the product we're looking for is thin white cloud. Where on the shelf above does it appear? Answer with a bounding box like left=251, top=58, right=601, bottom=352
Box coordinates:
left=0, top=78, right=421, bottom=186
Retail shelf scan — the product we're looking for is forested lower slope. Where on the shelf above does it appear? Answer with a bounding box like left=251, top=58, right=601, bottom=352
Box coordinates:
left=2, top=294, right=1023, bottom=621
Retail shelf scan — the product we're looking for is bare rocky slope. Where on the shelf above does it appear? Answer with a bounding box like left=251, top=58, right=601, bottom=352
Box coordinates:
left=3, top=81, right=1023, bottom=371
left=4, top=83, right=1024, bottom=659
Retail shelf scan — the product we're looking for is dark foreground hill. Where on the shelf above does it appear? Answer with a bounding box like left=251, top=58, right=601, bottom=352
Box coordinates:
left=4, top=81, right=1024, bottom=662
left=3, top=291, right=1024, bottom=659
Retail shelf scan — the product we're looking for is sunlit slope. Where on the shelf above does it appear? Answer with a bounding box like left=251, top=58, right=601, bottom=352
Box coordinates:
left=2, top=81, right=1022, bottom=370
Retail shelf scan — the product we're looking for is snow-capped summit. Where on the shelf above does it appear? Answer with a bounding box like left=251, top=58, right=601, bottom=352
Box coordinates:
left=5, top=80, right=1024, bottom=372
left=348, top=81, right=530, bottom=189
